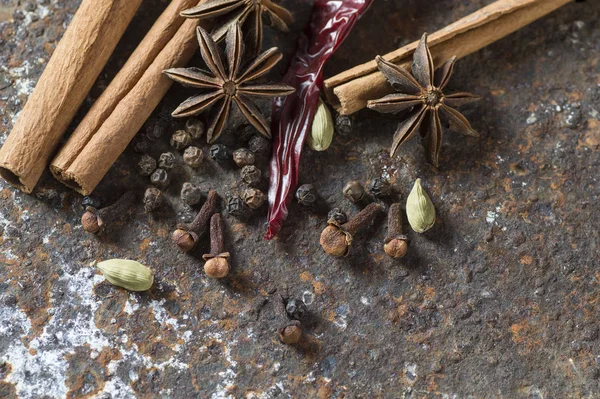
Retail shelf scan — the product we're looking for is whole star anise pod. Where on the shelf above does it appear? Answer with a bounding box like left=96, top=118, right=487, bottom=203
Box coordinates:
left=181, top=0, right=293, bottom=55
left=367, top=33, right=480, bottom=167
left=164, top=24, right=295, bottom=143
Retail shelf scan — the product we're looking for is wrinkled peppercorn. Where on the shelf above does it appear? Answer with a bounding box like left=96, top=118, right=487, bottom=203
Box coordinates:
left=226, top=195, right=248, bottom=217
left=296, top=184, right=317, bottom=206
left=209, top=144, right=231, bottom=164
left=241, top=165, right=261, bottom=186
left=146, top=121, right=165, bottom=142
left=232, top=148, right=255, bottom=168
left=150, top=168, right=170, bottom=188
left=132, top=135, right=149, bottom=153
left=248, top=135, right=271, bottom=155
left=285, top=299, right=307, bottom=321
left=183, top=146, right=204, bottom=168
left=327, top=208, right=348, bottom=225
left=368, top=177, right=392, bottom=198
left=171, top=130, right=192, bottom=150
left=335, top=114, right=353, bottom=136
left=237, top=125, right=256, bottom=143
left=343, top=180, right=367, bottom=203
left=144, top=188, right=163, bottom=212
left=185, top=118, right=205, bottom=139
left=242, top=187, right=265, bottom=209
left=180, top=183, right=204, bottom=206
left=158, top=152, right=176, bottom=170
left=136, top=154, right=157, bottom=176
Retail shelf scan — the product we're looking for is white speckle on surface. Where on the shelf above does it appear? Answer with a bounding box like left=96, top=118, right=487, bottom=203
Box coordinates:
left=526, top=113, right=538, bottom=125
left=486, top=211, right=498, bottom=224
left=149, top=298, right=179, bottom=329
left=360, top=296, right=371, bottom=305
left=302, top=290, right=314, bottom=305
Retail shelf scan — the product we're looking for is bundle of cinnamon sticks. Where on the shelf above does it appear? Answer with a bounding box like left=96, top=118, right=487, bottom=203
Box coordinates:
left=0, top=0, right=577, bottom=195
left=0, top=0, right=208, bottom=194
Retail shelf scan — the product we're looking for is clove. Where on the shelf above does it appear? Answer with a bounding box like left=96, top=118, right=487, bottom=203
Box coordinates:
left=172, top=190, right=219, bottom=252
left=384, top=203, right=409, bottom=259
left=320, top=202, right=382, bottom=257
left=81, top=191, right=135, bottom=234
left=202, top=213, right=230, bottom=279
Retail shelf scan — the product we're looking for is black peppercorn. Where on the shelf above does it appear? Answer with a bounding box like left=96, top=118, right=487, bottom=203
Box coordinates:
left=135, top=154, right=157, bottom=176
left=183, top=146, right=204, bottom=168
left=240, top=165, right=261, bottom=186
left=241, top=187, right=265, bottom=209
left=209, top=144, right=231, bottom=164
left=171, top=130, right=192, bottom=150
left=296, top=184, right=317, bottom=206
left=285, top=299, right=307, bottom=321
left=248, top=135, right=271, bottom=156
left=368, top=177, right=392, bottom=198
left=132, top=135, right=149, bottom=154
left=327, top=207, right=348, bottom=225
left=144, top=187, right=163, bottom=212
left=146, top=121, right=165, bottom=142
left=185, top=118, right=205, bottom=139
left=232, top=148, right=255, bottom=168
left=237, top=125, right=256, bottom=143
left=180, top=183, right=204, bottom=206
left=335, top=114, right=353, bottom=136
left=158, top=152, right=176, bottom=170
left=150, top=168, right=170, bottom=188
left=226, top=195, right=248, bottom=217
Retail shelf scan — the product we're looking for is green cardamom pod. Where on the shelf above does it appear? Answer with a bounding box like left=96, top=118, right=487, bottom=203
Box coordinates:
left=97, top=259, right=154, bottom=291
left=406, top=178, right=435, bottom=233
left=307, top=98, right=334, bottom=152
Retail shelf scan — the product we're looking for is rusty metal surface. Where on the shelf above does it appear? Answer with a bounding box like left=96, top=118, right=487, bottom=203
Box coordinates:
left=1, top=0, right=599, bottom=398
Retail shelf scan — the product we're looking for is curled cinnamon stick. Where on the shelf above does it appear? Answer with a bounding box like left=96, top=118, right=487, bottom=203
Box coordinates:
left=324, top=0, right=575, bottom=115
left=0, top=0, right=143, bottom=193
left=50, top=0, right=200, bottom=191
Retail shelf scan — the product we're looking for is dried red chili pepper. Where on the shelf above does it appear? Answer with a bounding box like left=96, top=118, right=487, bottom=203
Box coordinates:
left=265, top=0, right=374, bottom=239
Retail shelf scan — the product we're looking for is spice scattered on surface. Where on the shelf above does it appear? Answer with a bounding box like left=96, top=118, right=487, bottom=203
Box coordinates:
left=384, top=203, right=409, bottom=259
left=146, top=121, right=165, bottom=142
left=307, top=98, right=334, bottom=152
left=368, top=177, right=392, bottom=198
left=172, top=190, right=219, bottom=252
left=181, top=183, right=204, bottom=206
left=150, top=168, right=170, bottom=188
left=185, top=118, right=205, bottom=139
left=203, top=213, right=230, bottom=279
left=335, top=114, right=353, bottom=136
left=248, top=135, right=271, bottom=156
left=406, top=178, right=435, bottom=233
left=296, top=184, right=317, bottom=207
left=136, top=154, right=157, bottom=176
left=132, top=135, right=149, bottom=154
left=285, top=299, right=307, bottom=321
left=158, top=152, right=176, bottom=170
left=97, top=259, right=154, bottom=292
left=143, top=188, right=163, bottom=213
left=367, top=33, right=480, bottom=167
left=241, top=165, right=262, bottom=186
left=232, top=148, right=255, bottom=167
left=82, top=191, right=136, bottom=234
left=343, top=180, right=367, bottom=204
left=242, top=187, right=265, bottom=210
left=320, top=202, right=382, bottom=257
left=226, top=195, right=248, bottom=217
left=327, top=207, right=348, bottom=225
left=209, top=144, right=231, bottom=164
left=164, top=25, right=295, bottom=142
left=170, top=129, right=192, bottom=150
left=183, top=146, right=204, bottom=168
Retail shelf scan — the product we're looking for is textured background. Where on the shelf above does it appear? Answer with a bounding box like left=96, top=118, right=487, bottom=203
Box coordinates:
left=0, top=0, right=599, bottom=398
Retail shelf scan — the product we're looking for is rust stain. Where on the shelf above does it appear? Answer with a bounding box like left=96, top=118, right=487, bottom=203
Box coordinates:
left=520, top=255, right=533, bottom=265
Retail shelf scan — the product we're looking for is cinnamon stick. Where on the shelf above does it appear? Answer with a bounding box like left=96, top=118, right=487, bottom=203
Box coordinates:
left=324, top=0, right=575, bottom=115
left=50, top=1, right=210, bottom=195
left=0, top=0, right=143, bottom=193
left=50, top=0, right=199, bottom=188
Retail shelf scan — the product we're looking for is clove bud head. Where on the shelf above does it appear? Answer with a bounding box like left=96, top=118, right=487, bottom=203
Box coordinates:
left=279, top=321, right=302, bottom=345
left=384, top=236, right=408, bottom=259
left=203, top=253, right=230, bottom=279
left=172, top=229, right=198, bottom=252
left=82, top=209, right=101, bottom=233
left=320, top=224, right=352, bottom=257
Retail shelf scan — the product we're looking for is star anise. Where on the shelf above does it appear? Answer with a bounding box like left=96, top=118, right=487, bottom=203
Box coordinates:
left=164, top=24, right=295, bottom=143
left=367, top=33, right=480, bottom=167
left=181, top=0, right=293, bottom=55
